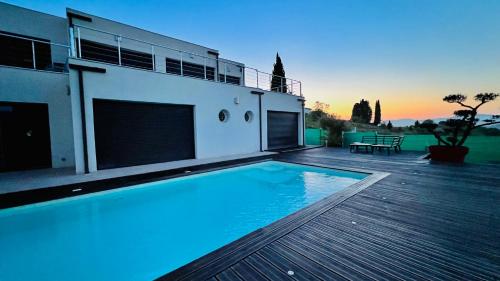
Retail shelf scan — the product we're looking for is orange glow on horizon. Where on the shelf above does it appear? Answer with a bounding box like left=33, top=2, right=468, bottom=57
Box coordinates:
left=306, top=95, right=500, bottom=121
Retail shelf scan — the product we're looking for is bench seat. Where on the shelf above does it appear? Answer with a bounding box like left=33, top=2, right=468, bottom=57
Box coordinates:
left=349, top=135, right=403, bottom=155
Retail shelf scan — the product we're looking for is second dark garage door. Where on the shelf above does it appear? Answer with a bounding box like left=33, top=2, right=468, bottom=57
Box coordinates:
left=93, top=99, right=195, bottom=170
left=267, top=111, right=299, bottom=150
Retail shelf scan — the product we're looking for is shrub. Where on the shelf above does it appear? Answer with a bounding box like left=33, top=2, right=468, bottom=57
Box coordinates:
left=320, top=117, right=349, bottom=146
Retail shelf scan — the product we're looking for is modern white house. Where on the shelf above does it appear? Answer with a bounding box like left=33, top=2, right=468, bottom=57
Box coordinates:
left=0, top=2, right=305, bottom=174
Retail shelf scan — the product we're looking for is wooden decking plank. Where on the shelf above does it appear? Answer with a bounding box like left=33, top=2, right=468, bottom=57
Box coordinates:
left=328, top=208, right=500, bottom=271
left=306, top=219, right=474, bottom=280
left=215, top=268, right=244, bottom=281
left=283, top=232, right=409, bottom=281
left=231, top=260, right=269, bottom=281
left=276, top=238, right=380, bottom=281
left=256, top=248, right=318, bottom=281
left=311, top=217, right=498, bottom=280
left=357, top=188, right=498, bottom=217
left=266, top=243, right=346, bottom=281
left=340, top=200, right=500, bottom=250
left=243, top=254, right=292, bottom=281
left=351, top=194, right=498, bottom=230
left=354, top=194, right=499, bottom=231
left=290, top=226, right=429, bottom=281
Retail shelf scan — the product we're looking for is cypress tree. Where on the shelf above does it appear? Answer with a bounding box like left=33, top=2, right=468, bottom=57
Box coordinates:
left=270, top=53, right=287, bottom=93
left=373, top=100, right=381, bottom=125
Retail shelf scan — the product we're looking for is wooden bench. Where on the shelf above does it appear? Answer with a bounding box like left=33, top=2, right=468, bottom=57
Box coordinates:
left=371, top=136, right=400, bottom=155
left=350, top=135, right=402, bottom=155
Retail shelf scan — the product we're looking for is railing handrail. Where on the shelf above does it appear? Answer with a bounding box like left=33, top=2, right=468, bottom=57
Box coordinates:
left=72, top=24, right=300, bottom=87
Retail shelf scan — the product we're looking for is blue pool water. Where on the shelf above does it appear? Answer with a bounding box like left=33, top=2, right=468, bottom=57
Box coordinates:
left=0, top=161, right=367, bottom=281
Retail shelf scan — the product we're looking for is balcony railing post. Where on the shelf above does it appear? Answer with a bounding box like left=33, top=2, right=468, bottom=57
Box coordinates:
left=256, top=69, right=259, bottom=88
left=204, top=57, right=207, bottom=80
left=291, top=79, right=294, bottom=94
left=77, top=27, right=82, bottom=58
left=69, top=27, right=76, bottom=57
left=224, top=62, right=227, bottom=83
left=280, top=77, right=283, bottom=93
left=180, top=51, right=184, bottom=76
left=241, top=66, right=244, bottom=86
left=31, top=40, right=36, bottom=69
left=151, top=45, right=155, bottom=71
left=117, top=36, right=122, bottom=66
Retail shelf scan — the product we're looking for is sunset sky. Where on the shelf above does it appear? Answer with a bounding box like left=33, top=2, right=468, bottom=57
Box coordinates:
left=8, top=0, right=500, bottom=121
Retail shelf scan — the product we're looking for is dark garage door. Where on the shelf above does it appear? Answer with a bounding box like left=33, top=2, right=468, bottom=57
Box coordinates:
left=0, top=102, right=52, bottom=172
left=93, top=99, right=195, bottom=170
left=267, top=111, right=299, bottom=150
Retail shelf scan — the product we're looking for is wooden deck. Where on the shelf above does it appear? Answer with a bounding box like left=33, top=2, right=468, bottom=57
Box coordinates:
left=161, top=148, right=500, bottom=281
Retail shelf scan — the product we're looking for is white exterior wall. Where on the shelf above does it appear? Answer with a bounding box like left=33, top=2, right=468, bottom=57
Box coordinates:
left=69, top=59, right=303, bottom=173
left=0, top=67, right=74, bottom=168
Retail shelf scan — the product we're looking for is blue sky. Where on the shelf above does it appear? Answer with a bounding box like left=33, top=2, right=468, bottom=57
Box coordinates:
left=6, top=0, right=500, bottom=119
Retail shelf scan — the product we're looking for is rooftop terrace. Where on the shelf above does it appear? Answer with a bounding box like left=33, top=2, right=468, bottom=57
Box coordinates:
left=162, top=148, right=500, bottom=280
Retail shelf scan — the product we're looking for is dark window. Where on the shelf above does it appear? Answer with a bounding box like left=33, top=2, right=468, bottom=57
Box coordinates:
left=121, top=48, right=153, bottom=70
left=218, top=110, right=229, bottom=122
left=165, top=58, right=181, bottom=75
left=219, top=74, right=241, bottom=85
left=79, top=39, right=119, bottom=64
left=165, top=58, right=215, bottom=80
left=0, top=31, right=52, bottom=71
left=244, top=111, right=253, bottom=122
left=78, top=39, right=153, bottom=70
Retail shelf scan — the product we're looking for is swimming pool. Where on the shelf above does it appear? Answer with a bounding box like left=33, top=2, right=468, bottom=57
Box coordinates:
left=0, top=161, right=368, bottom=281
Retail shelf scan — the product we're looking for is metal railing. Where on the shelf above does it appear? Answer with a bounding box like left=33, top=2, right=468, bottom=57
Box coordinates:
left=0, top=32, right=70, bottom=72
left=71, top=25, right=302, bottom=96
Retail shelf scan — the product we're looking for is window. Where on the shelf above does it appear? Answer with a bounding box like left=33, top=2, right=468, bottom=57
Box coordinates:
left=79, top=39, right=153, bottom=70
left=165, top=58, right=215, bottom=80
left=121, top=48, right=154, bottom=70
left=0, top=31, right=52, bottom=71
left=219, top=74, right=241, bottom=85
left=165, top=58, right=181, bottom=75
left=79, top=39, right=119, bottom=64
left=244, top=111, right=254, bottom=122
left=218, top=110, right=230, bottom=122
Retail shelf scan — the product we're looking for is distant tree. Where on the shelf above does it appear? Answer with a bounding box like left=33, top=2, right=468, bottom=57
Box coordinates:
left=387, top=120, right=393, bottom=130
left=422, top=119, right=435, bottom=126
left=313, top=101, right=330, bottom=112
left=270, top=53, right=287, bottom=93
left=414, top=120, right=421, bottom=127
left=373, top=100, right=381, bottom=125
left=351, top=99, right=372, bottom=124
left=308, top=110, right=328, bottom=123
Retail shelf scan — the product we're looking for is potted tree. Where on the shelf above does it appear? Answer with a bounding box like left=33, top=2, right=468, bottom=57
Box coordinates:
left=421, top=93, right=499, bottom=163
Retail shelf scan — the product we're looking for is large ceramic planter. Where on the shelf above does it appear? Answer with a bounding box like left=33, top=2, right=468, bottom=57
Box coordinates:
left=428, top=145, right=469, bottom=163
